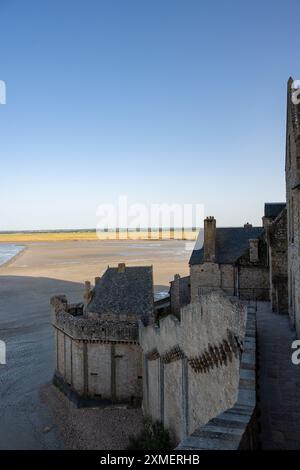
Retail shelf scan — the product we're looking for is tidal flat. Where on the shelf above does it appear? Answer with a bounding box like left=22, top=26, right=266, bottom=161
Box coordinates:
left=0, top=239, right=191, bottom=449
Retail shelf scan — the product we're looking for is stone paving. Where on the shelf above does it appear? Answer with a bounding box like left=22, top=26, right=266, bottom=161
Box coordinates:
left=257, top=302, right=300, bottom=449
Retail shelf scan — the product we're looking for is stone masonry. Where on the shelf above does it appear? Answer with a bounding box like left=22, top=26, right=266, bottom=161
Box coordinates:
left=51, top=264, right=154, bottom=405
left=51, top=295, right=143, bottom=405
left=286, top=77, right=300, bottom=336
left=189, top=217, right=269, bottom=302
left=266, top=207, right=288, bottom=313
left=139, top=291, right=247, bottom=445
left=177, top=307, right=257, bottom=450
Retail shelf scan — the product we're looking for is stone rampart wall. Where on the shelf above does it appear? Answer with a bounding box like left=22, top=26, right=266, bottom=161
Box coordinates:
left=176, top=309, right=257, bottom=450
left=139, top=292, right=247, bottom=444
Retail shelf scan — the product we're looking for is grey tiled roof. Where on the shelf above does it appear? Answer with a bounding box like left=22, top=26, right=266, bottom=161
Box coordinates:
left=264, top=203, right=286, bottom=219
left=189, top=227, right=264, bottom=265
left=86, top=266, right=154, bottom=318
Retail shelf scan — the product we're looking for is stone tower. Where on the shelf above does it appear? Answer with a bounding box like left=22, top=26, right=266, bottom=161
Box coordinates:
left=285, top=77, right=300, bottom=336
left=51, top=265, right=154, bottom=405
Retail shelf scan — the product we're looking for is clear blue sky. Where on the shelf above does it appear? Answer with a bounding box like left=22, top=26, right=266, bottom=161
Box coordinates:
left=0, top=0, right=299, bottom=230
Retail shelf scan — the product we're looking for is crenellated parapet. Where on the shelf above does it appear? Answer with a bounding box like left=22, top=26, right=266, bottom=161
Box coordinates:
left=51, top=295, right=139, bottom=343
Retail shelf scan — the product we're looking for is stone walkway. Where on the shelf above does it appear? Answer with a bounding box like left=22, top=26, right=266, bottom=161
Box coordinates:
left=257, top=302, right=300, bottom=449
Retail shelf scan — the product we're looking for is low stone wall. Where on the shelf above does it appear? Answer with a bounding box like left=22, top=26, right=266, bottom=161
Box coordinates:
left=176, top=308, right=257, bottom=450
left=139, top=292, right=247, bottom=445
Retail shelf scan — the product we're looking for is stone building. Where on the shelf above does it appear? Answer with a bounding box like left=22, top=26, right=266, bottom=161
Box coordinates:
left=262, top=202, right=286, bottom=231
left=286, top=77, right=300, bottom=336
left=51, top=264, right=154, bottom=405
left=264, top=203, right=288, bottom=313
left=189, top=216, right=269, bottom=302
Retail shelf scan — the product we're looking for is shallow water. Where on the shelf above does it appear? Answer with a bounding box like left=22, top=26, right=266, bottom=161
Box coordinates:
left=0, top=244, right=24, bottom=266
left=154, top=290, right=169, bottom=300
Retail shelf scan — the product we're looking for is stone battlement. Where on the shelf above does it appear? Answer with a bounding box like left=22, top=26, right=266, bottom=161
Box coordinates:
left=51, top=295, right=139, bottom=343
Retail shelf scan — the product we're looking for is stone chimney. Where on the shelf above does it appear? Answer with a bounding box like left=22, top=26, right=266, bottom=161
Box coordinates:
left=249, top=239, right=259, bottom=263
left=118, top=263, right=126, bottom=273
left=94, top=276, right=100, bottom=285
left=204, top=216, right=216, bottom=262
left=84, top=281, right=92, bottom=303
left=244, top=222, right=252, bottom=229
left=171, top=274, right=181, bottom=318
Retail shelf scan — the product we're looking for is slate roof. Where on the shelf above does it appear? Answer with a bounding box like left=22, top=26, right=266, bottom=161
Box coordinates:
left=189, top=226, right=264, bottom=265
left=86, top=265, right=154, bottom=318
left=264, top=203, right=286, bottom=219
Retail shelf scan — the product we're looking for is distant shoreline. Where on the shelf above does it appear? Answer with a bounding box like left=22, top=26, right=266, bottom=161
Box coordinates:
left=0, top=227, right=200, bottom=234
left=0, top=229, right=199, bottom=243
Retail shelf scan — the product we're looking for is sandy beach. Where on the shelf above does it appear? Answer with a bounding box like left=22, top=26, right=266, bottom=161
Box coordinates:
left=0, top=239, right=191, bottom=286
left=0, top=239, right=192, bottom=449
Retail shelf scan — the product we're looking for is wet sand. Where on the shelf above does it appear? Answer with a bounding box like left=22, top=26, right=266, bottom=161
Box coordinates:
left=0, top=239, right=192, bottom=449
left=1, top=239, right=191, bottom=286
